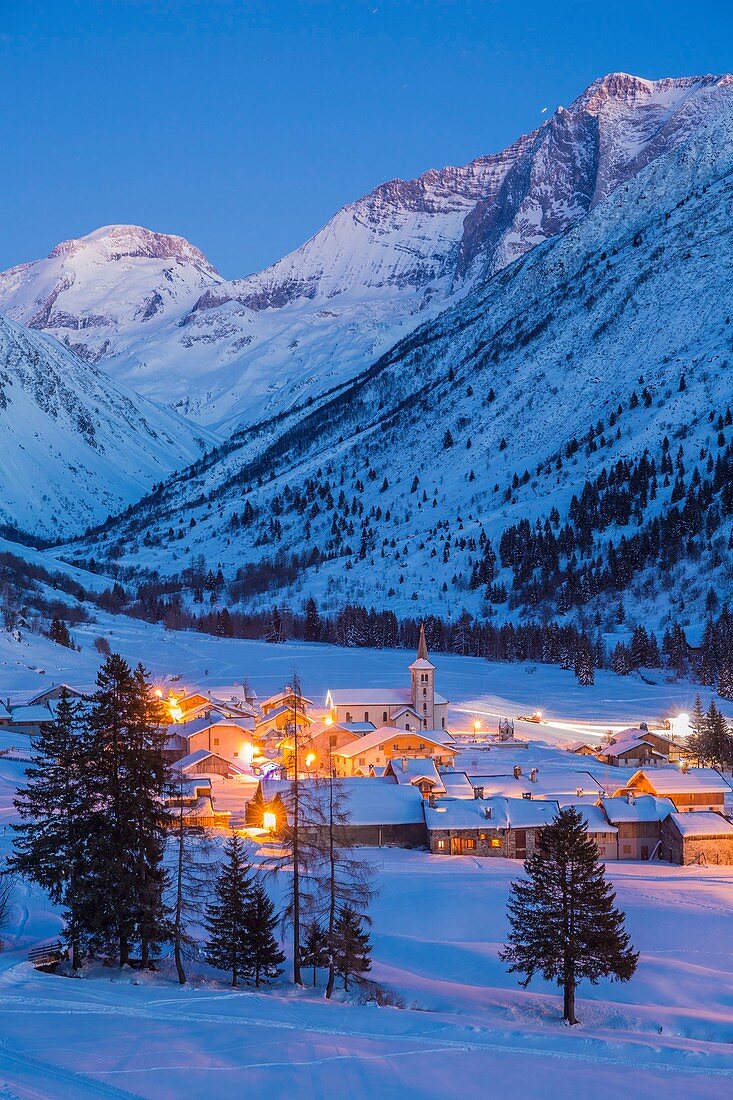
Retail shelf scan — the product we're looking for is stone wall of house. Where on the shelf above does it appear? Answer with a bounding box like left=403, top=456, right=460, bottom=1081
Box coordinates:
left=660, top=825, right=733, bottom=866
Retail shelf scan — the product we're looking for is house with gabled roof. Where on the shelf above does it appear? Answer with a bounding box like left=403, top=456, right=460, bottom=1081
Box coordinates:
left=385, top=756, right=446, bottom=799
left=332, top=726, right=457, bottom=777
left=617, top=767, right=731, bottom=812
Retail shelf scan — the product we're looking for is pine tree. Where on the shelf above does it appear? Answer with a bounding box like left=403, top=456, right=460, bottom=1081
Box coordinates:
left=304, top=597, right=321, bottom=643
left=574, top=636, right=595, bottom=686
left=687, top=693, right=707, bottom=764
left=332, top=905, right=371, bottom=992
left=85, top=655, right=170, bottom=967
left=500, top=806, right=638, bottom=1024
left=49, top=616, right=72, bottom=648
left=245, top=879, right=285, bottom=987
left=205, top=836, right=254, bottom=987
left=301, top=921, right=329, bottom=987
left=11, top=689, right=93, bottom=968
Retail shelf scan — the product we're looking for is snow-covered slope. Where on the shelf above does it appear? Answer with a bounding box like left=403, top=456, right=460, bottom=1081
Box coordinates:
left=3, top=75, right=731, bottom=427
left=0, top=314, right=213, bottom=539
left=67, top=91, right=733, bottom=634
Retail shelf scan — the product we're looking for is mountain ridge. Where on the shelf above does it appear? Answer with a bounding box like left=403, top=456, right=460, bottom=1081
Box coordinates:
left=2, top=71, right=730, bottom=427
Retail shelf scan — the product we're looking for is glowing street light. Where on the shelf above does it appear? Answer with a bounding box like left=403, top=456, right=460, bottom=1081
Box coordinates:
left=263, top=811, right=277, bottom=831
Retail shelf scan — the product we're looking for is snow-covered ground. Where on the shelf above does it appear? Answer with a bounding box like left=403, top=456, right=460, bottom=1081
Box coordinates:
left=0, top=615, right=719, bottom=740
left=0, top=623, right=731, bottom=1096
left=0, top=806, right=731, bottom=1098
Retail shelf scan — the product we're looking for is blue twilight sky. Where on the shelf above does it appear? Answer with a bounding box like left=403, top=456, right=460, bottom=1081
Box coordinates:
left=1, top=0, right=731, bottom=279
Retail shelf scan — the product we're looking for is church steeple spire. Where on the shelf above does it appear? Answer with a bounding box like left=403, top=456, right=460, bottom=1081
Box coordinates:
left=417, top=622, right=429, bottom=661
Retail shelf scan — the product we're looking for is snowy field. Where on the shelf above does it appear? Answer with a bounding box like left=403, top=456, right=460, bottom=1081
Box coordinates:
left=0, top=621, right=731, bottom=1096
left=0, top=803, right=731, bottom=1098
left=0, top=613, right=722, bottom=743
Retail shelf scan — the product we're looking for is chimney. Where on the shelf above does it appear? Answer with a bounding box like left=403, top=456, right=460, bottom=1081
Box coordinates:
left=474, top=785, right=484, bottom=800
left=484, top=806, right=493, bottom=820
left=401, top=757, right=407, bottom=773
left=428, top=793, right=436, bottom=808
left=530, top=768, right=538, bottom=783
left=513, top=765, right=522, bottom=779
left=639, top=721, right=648, bottom=731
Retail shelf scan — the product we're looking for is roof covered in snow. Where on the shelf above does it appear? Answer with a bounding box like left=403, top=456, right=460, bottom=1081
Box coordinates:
left=169, top=714, right=256, bottom=737
left=600, top=795, right=675, bottom=823
left=262, top=776, right=425, bottom=826
left=570, top=803, right=618, bottom=833
left=425, top=796, right=559, bottom=831
left=667, top=811, right=733, bottom=837
left=386, top=757, right=444, bottom=789
left=334, top=726, right=456, bottom=758
left=630, top=768, right=732, bottom=795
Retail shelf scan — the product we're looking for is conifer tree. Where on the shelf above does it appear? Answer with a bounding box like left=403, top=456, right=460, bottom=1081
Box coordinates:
left=49, top=617, right=73, bottom=648
left=301, top=921, right=329, bottom=987
left=687, top=693, right=707, bottom=764
left=11, top=689, right=92, bottom=968
left=332, top=905, right=371, bottom=992
left=205, top=835, right=254, bottom=987
left=574, top=635, right=595, bottom=686
left=501, top=806, right=638, bottom=1024
left=245, top=879, right=285, bottom=987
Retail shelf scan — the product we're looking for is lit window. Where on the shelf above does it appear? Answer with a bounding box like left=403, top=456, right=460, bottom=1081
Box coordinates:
left=490, top=838, right=501, bottom=848
left=437, top=839, right=446, bottom=850
left=464, top=838, right=476, bottom=850
left=213, top=738, right=219, bottom=746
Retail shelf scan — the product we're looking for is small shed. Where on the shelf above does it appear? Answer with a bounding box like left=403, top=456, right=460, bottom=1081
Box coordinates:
left=660, top=812, right=733, bottom=865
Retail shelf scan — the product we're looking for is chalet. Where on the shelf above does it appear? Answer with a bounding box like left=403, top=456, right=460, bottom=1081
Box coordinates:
left=165, top=690, right=257, bottom=725
left=618, top=768, right=731, bottom=812
left=165, top=715, right=259, bottom=766
left=384, top=756, right=446, bottom=799
left=26, top=684, right=87, bottom=707
left=332, top=726, right=457, bottom=777
left=175, top=748, right=248, bottom=778
left=326, top=625, right=449, bottom=732
left=164, top=776, right=231, bottom=829
left=257, top=687, right=314, bottom=740
left=425, top=797, right=559, bottom=857
left=660, top=812, right=733, bottom=865
left=598, top=727, right=670, bottom=767
left=599, top=794, right=675, bottom=860
left=567, top=741, right=600, bottom=756
left=256, top=776, right=427, bottom=848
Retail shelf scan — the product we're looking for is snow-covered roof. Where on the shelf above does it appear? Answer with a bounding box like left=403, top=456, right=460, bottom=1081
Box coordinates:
left=440, top=772, right=475, bottom=799
left=603, top=738, right=665, bottom=758
left=335, top=722, right=375, bottom=733
left=425, top=796, right=559, bottom=831
left=334, top=726, right=456, bottom=759
left=630, top=768, right=732, bottom=795
left=667, top=811, right=733, bottom=838
left=262, top=777, right=425, bottom=826
left=387, top=757, right=444, bottom=790
left=570, top=803, right=618, bottom=834
left=8, top=705, right=52, bottom=723
left=0, top=702, right=11, bottom=721
left=409, top=658, right=436, bottom=671
left=170, top=715, right=256, bottom=737
left=262, top=690, right=314, bottom=709
left=175, top=749, right=247, bottom=775
left=327, top=688, right=412, bottom=706
left=600, top=795, right=675, bottom=823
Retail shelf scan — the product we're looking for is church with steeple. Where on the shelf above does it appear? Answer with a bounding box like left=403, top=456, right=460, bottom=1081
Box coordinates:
left=326, top=624, right=449, bottom=733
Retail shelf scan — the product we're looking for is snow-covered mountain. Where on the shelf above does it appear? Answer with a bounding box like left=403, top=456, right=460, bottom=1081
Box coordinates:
left=3, top=74, right=731, bottom=428
left=0, top=314, right=213, bottom=539
left=64, top=86, right=733, bottom=636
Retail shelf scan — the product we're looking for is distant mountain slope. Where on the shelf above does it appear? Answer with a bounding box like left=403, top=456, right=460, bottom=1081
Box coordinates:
left=0, top=315, right=213, bottom=539
left=3, top=74, right=731, bottom=427
left=65, top=94, right=733, bottom=636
